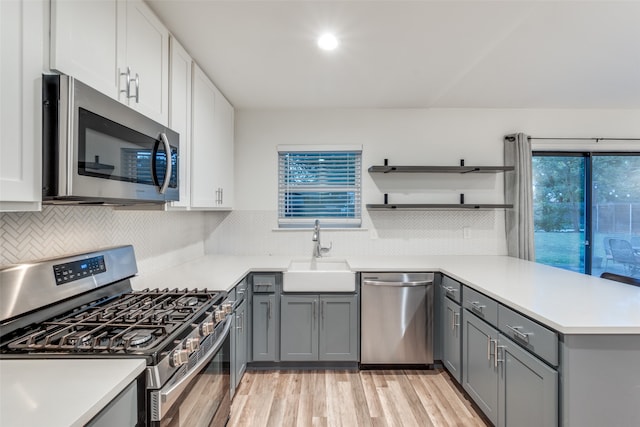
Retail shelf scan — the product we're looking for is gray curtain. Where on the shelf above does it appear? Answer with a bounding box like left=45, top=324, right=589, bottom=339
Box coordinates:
left=504, top=133, right=535, bottom=260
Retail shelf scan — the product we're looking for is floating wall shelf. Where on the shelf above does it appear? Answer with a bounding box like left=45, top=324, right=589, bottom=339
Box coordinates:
left=368, top=159, right=514, bottom=211
left=367, top=165, right=514, bottom=174
left=366, top=203, right=513, bottom=211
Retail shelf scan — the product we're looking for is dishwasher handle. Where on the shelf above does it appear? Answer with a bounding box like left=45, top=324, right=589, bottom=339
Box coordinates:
left=362, top=279, right=431, bottom=287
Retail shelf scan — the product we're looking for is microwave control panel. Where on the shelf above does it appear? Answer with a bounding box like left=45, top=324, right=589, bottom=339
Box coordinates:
left=53, top=255, right=106, bottom=285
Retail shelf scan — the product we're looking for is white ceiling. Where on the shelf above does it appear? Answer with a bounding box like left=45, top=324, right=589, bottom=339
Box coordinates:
left=146, top=0, right=640, bottom=110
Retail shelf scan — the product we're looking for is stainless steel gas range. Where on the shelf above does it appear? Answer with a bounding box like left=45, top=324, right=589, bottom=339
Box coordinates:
left=0, top=245, right=232, bottom=427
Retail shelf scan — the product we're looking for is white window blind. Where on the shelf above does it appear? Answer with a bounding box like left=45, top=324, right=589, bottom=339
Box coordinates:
left=278, top=148, right=362, bottom=228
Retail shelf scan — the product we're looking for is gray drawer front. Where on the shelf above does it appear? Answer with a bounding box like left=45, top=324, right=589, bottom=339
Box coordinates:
left=498, top=305, right=558, bottom=366
left=463, top=286, right=498, bottom=327
left=441, top=276, right=462, bottom=304
left=252, top=274, right=276, bottom=293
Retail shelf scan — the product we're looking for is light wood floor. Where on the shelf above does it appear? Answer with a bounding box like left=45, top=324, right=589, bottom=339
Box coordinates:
left=229, top=368, right=488, bottom=427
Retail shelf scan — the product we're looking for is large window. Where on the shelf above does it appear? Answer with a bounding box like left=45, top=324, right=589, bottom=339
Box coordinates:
left=278, top=147, right=362, bottom=228
left=533, top=152, right=640, bottom=275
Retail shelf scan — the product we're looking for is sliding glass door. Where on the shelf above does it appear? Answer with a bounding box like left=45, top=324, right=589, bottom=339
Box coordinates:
left=532, top=152, right=640, bottom=276
left=532, top=154, right=587, bottom=273
left=591, top=155, right=640, bottom=276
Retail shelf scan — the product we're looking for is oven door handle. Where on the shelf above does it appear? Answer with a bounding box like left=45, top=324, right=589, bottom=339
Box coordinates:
left=155, top=315, right=232, bottom=419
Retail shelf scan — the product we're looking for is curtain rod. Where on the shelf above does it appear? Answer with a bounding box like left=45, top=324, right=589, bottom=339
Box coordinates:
left=505, top=136, right=640, bottom=142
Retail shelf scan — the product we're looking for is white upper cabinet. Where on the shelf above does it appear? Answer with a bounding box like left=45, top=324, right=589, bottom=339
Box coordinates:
left=167, top=37, right=192, bottom=209
left=213, top=85, right=235, bottom=210
left=50, top=0, right=169, bottom=125
left=50, top=0, right=119, bottom=99
left=120, top=0, right=169, bottom=124
left=191, top=64, right=234, bottom=210
left=0, top=0, right=45, bottom=212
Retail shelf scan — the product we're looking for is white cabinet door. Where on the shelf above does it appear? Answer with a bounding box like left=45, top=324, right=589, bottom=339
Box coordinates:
left=167, top=37, right=192, bottom=209
left=121, top=0, right=169, bottom=125
left=212, top=86, right=234, bottom=210
left=191, top=64, right=218, bottom=208
left=50, top=0, right=119, bottom=99
left=0, top=0, right=44, bottom=212
left=50, top=0, right=168, bottom=125
left=190, top=64, right=234, bottom=210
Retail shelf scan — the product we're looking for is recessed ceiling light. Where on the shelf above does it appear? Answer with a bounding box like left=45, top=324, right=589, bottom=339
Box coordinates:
left=317, top=33, right=339, bottom=51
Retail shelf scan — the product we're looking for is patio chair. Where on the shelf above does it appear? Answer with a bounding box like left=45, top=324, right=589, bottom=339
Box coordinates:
left=608, top=238, right=640, bottom=276
left=600, top=272, right=640, bottom=287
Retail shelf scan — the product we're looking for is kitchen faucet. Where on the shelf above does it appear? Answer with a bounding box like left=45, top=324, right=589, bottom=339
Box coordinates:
left=312, top=219, right=332, bottom=258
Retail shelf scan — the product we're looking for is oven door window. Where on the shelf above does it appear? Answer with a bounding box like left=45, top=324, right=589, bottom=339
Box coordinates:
left=78, top=108, right=177, bottom=188
left=159, top=334, right=230, bottom=427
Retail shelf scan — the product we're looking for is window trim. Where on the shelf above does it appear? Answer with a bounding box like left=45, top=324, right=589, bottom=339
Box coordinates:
left=277, top=145, right=363, bottom=229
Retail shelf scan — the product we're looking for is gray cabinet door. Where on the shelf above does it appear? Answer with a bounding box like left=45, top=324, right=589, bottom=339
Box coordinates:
left=235, top=299, right=248, bottom=388
left=498, top=334, right=558, bottom=427
left=442, top=296, right=462, bottom=383
left=319, top=295, right=358, bottom=361
left=280, top=295, right=319, bottom=361
left=463, top=309, right=499, bottom=426
left=252, top=294, right=276, bottom=361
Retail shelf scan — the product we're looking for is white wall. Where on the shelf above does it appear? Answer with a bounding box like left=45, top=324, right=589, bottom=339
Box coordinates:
left=204, top=108, right=640, bottom=257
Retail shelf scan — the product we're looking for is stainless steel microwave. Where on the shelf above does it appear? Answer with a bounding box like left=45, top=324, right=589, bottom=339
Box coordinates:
left=42, top=74, right=179, bottom=205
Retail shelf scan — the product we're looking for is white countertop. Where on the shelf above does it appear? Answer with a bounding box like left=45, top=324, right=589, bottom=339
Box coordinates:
left=0, top=358, right=146, bottom=427
left=132, top=254, right=640, bottom=335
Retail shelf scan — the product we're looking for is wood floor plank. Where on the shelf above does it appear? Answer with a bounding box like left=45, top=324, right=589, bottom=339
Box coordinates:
left=229, top=368, right=487, bottom=427
left=360, top=370, right=384, bottom=418
left=347, top=371, right=374, bottom=427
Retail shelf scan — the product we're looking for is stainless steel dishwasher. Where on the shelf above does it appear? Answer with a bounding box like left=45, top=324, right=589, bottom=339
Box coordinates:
left=361, top=272, right=434, bottom=365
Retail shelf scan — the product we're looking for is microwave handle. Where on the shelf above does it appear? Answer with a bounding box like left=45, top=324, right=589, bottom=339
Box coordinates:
left=158, top=133, right=173, bottom=194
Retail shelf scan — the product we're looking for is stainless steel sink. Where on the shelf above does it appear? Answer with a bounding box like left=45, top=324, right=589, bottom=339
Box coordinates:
left=283, top=258, right=355, bottom=292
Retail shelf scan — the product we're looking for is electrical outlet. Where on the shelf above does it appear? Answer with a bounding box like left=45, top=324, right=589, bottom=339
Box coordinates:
left=463, top=226, right=471, bottom=239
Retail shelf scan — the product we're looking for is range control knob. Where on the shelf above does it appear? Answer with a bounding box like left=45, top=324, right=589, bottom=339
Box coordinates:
left=200, top=321, right=215, bottom=337
left=214, top=309, right=226, bottom=323
left=170, top=349, right=189, bottom=367
left=222, top=302, right=233, bottom=314
left=184, top=337, right=200, bottom=353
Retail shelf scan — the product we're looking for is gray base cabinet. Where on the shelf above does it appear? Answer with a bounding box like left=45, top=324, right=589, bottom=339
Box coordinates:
left=280, top=295, right=318, bottom=361
left=318, top=295, right=359, bottom=361
left=252, top=294, right=277, bottom=361
left=234, top=299, right=248, bottom=388
left=498, top=336, right=557, bottom=427
left=463, top=309, right=499, bottom=426
left=442, top=296, right=462, bottom=382
left=462, top=291, right=558, bottom=427
left=281, top=294, right=358, bottom=362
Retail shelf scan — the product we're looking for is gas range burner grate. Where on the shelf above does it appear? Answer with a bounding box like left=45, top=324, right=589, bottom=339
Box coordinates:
left=4, top=288, right=223, bottom=355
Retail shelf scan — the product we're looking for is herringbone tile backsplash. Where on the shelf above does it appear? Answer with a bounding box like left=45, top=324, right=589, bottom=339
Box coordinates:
left=0, top=206, right=209, bottom=268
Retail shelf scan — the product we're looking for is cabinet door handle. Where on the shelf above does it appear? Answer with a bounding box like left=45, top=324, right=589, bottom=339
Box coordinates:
left=133, top=73, right=140, bottom=103
left=120, top=67, right=131, bottom=98
left=267, top=300, right=272, bottom=320
left=496, top=344, right=505, bottom=367
left=313, top=300, right=317, bottom=327
left=487, top=335, right=492, bottom=361
left=450, top=310, right=455, bottom=331
left=505, top=324, right=531, bottom=344
left=453, top=312, right=460, bottom=330
left=444, top=286, right=457, bottom=297
left=492, top=339, right=499, bottom=368
left=220, top=188, right=223, bottom=204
